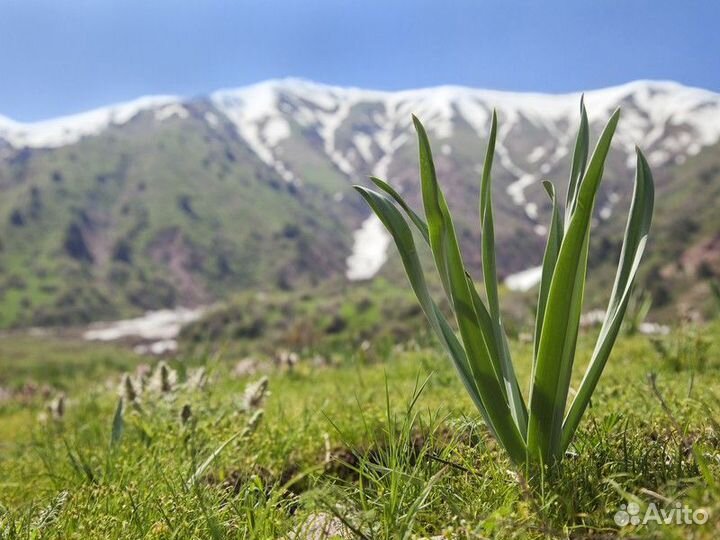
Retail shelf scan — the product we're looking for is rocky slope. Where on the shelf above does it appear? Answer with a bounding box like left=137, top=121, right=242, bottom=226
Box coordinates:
left=1, top=79, right=719, bottom=326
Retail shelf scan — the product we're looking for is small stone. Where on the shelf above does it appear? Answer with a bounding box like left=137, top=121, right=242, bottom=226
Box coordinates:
left=289, top=512, right=351, bottom=539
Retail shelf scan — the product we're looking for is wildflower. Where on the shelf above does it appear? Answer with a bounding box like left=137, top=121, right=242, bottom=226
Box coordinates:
left=242, top=376, right=269, bottom=411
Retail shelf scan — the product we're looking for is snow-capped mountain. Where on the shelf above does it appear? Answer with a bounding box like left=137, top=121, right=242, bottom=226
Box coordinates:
left=210, top=78, right=720, bottom=180
left=0, top=96, right=181, bottom=149
left=210, top=79, right=720, bottom=281
left=1, top=79, right=719, bottom=326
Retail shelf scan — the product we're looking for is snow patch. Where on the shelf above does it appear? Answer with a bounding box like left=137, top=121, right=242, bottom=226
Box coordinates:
left=639, top=322, right=670, bottom=335
left=83, top=307, right=204, bottom=342
left=507, top=174, right=537, bottom=206
left=211, top=83, right=298, bottom=183
left=134, top=340, right=178, bottom=356
left=354, top=133, right=374, bottom=162
left=0, top=95, right=179, bottom=148
left=528, top=146, right=546, bottom=163
left=504, top=266, right=543, bottom=292
left=263, top=116, right=291, bottom=146
left=581, top=309, right=606, bottom=327
left=598, top=192, right=621, bottom=221
left=648, top=149, right=670, bottom=166
left=154, top=104, right=189, bottom=122
left=525, top=202, right=538, bottom=220
left=204, top=111, right=220, bottom=127
left=316, top=96, right=357, bottom=175
left=346, top=215, right=391, bottom=280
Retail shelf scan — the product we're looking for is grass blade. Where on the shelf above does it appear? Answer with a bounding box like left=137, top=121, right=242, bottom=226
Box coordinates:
left=187, top=429, right=244, bottom=488
left=110, top=398, right=124, bottom=447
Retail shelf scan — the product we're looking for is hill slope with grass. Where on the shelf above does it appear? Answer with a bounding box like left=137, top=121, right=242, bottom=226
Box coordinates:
left=1, top=79, right=719, bottom=326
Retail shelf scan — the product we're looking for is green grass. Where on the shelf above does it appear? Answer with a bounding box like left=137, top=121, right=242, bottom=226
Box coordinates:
left=0, top=321, right=719, bottom=539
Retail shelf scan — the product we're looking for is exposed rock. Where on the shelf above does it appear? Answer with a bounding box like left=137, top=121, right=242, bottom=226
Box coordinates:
left=289, top=512, right=351, bottom=540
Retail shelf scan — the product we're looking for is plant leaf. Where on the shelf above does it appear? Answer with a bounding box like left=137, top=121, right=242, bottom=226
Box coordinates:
left=479, top=110, right=527, bottom=434
left=110, top=398, right=124, bottom=447
left=371, top=174, right=517, bottom=419
left=413, top=116, right=526, bottom=463
left=353, top=186, right=494, bottom=432
left=369, top=176, right=429, bottom=243
left=565, top=97, right=589, bottom=226
left=561, top=148, right=654, bottom=451
left=533, top=181, right=564, bottom=361
left=364, top=176, right=515, bottom=438
left=527, top=108, right=620, bottom=463
left=187, top=429, right=244, bottom=487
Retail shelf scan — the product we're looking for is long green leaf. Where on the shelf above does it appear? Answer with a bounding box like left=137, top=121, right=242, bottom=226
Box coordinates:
left=479, top=110, right=527, bottom=434
left=187, top=429, right=244, bottom=487
left=353, top=186, right=497, bottom=438
left=413, top=116, right=526, bottom=463
left=369, top=176, right=429, bottom=243
left=565, top=97, right=589, bottom=226
left=366, top=177, right=513, bottom=422
left=527, top=109, right=620, bottom=463
left=366, top=177, right=515, bottom=421
left=532, top=181, right=564, bottom=396
left=465, top=273, right=509, bottom=392
left=561, top=148, right=654, bottom=451
left=357, top=182, right=503, bottom=418
left=479, top=110, right=501, bottom=318
left=369, top=177, right=512, bottom=406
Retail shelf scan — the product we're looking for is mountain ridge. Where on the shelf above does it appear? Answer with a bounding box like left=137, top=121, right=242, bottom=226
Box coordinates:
left=1, top=78, right=719, bottom=327
left=2, top=78, right=718, bottom=125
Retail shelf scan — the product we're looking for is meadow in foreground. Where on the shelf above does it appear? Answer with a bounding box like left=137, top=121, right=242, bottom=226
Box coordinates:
left=0, top=319, right=718, bottom=539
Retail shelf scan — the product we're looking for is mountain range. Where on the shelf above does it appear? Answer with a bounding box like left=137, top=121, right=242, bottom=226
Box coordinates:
left=1, top=78, right=719, bottom=327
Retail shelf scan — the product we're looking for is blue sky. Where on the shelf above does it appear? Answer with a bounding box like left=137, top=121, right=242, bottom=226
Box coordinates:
left=1, top=0, right=719, bottom=121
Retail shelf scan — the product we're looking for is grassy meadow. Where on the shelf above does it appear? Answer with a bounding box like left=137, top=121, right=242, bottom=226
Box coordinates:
left=1, top=88, right=719, bottom=540
left=0, top=313, right=718, bottom=539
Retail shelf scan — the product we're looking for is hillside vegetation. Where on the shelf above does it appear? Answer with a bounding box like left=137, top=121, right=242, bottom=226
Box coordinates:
left=1, top=80, right=720, bottom=327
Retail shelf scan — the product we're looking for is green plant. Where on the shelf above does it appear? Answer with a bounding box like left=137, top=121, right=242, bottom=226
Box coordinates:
left=355, top=101, right=654, bottom=467
left=651, top=323, right=711, bottom=373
